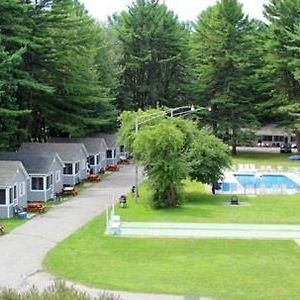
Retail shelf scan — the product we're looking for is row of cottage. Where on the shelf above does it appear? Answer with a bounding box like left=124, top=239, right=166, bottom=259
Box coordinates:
left=0, top=133, right=126, bottom=219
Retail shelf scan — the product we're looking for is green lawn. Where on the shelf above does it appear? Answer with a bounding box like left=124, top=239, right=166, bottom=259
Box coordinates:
left=44, top=216, right=300, bottom=300
left=44, top=156, right=300, bottom=299
left=232, top=151, right=300, bottom=168
left=0, top=217, right=27, bottom=233
left=115, top=181, right=300, bottom=224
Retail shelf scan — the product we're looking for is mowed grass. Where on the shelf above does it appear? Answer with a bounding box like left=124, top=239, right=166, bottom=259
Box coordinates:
left=232, top=151, right=300, bottom=168
left=44, top=153, right=300, bottom=299
left=115, top=181, right=300, bottom=224
left=0, top=217, right=27, bottom=233
left=44, top=216, right=300, bottom=300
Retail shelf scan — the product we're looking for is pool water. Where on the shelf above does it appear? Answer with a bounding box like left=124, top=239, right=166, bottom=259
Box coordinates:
left=234, top=174, right=298, bottom=189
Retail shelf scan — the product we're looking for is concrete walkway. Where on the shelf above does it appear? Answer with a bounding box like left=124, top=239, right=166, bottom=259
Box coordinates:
left=0, top=165, right=210, bottom=300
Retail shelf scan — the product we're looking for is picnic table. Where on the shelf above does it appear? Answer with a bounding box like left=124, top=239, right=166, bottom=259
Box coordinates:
left=87, top=174, right=100, bottom=182
left=0, top=224, right=5, bottom=234
left=25, top=203, right=45, bottom=213
left=62, top=186, right=78, bottom=196
left=119, top=158, right=130, bottom=164
left=106, top=164, right=120, bottom=172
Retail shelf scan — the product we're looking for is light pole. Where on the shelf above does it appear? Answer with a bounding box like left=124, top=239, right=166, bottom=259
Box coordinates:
left=133, top=105, right=210, bottom=203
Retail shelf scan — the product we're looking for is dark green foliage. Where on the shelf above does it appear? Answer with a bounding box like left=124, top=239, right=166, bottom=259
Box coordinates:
left=191, top=0, right=259, bottom=154
left=263, top=0, right=300, bottom=150
left=0, top=282, right=119, bottom=300
left=0, top=40, right=30, bottom=150
left=0, top=0, right=117, bottom=149
left=115, top=0, right=190, bottom=110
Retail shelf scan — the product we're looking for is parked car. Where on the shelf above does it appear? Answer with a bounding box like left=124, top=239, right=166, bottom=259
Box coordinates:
left=280, top=143, right=292, bottom=153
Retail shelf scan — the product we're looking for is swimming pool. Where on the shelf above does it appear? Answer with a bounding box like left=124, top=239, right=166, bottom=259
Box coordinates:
left=234, top=174, right=298, bottom=189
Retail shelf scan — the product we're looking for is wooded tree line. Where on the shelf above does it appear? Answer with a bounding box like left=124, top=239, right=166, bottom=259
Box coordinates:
left=1, top=0, right=300, bottom=152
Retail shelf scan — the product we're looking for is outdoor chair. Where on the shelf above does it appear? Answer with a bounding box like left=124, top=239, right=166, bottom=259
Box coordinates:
left=230, top=195, right=239, bottom=205
left=13, top=205, right=22, bottom=216
left=119, top=195, right=127, bottom=208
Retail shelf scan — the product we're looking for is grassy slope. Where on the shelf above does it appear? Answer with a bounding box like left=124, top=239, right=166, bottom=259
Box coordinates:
left=44, top=217, right=300, bottom=300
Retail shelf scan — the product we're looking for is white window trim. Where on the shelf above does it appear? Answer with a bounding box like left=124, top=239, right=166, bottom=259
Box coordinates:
left=30, top=176, right=46, bottom=192
left=19, top=181, right=26, bottom=197
left=55, top=170, right=61, bottom=183
left=0, top=188, right=8, bottom=206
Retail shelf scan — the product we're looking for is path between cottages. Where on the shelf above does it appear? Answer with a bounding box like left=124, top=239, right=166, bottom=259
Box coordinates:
left=0, top=165, right=211, bottom=300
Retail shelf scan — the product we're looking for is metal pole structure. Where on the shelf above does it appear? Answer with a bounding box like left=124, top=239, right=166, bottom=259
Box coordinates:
left=135, top=118, right=139, bottom=203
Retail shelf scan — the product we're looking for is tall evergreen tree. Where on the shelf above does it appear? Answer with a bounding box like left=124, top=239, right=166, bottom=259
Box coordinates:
left=0, top=40, right=30, bottom=150
left=25, top=0, right=116, bottom=138
left=191, top=0, right=259, bottom=154
left=264, top=0, right=300, bottom=151
left=115, top=0, right=190, bottom=110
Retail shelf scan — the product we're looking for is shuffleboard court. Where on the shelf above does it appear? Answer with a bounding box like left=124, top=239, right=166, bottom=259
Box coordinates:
left=117, top=222, right=300, bottom=239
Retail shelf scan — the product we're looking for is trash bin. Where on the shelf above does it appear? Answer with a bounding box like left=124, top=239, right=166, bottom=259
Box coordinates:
left=18, top=212, right=27, bottom=220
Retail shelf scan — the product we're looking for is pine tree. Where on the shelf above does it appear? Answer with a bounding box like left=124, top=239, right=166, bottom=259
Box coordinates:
left=264, top=0, right=300, bottom=151
left=191, top=0, right=259, bottom=154
left=115, top=0, right=190, bottom=110
left=25, top=0, right=116, bottom=138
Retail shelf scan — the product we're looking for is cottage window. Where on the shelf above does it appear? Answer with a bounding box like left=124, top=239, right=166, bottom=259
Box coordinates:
left=0, top=189, right=6, bottom=205
left=55, top=170, right=60, bottom=182
left=263, top=135, right=273, bottom=142
left=9, top=188, right=13, bottom=204
left=13, top=185, right=17, bottom=199
left=32, top=177, right=44, bottom=191
left=96, top=154, right=100, bottom=164
left=63, top=164, right=73, bottom=175
left=274, top=136, right=284, bottom=142
left=50, top=174, right=53, bottom=185
left=19, top=182, right=25, bottom=197
left=106, top=150, right=112, bottom=158
left=89, top=155, right=95, bottom=165
left=75, top=162, right=80, bottom=174
left=46, top=176, right=51, bottom=189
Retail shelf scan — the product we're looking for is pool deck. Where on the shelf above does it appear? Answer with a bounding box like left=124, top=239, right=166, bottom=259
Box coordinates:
left=118, top=222, right=300, bottom=240
left=220, top=170, right=300, bottom=195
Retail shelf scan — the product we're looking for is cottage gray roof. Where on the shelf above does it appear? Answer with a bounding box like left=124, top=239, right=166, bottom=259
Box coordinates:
left=19, top=143, right=88, bottom=162
left=48, top=137, right=107, bottom=154
left=89, top=133, right=118, bottom=148
left=0, top=152, right=63, bottom=175
left=0, top=161, right=28, bottom=186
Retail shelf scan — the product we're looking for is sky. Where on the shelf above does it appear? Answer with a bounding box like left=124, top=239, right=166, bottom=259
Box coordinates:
left=79, top=0, right=270, bottom=22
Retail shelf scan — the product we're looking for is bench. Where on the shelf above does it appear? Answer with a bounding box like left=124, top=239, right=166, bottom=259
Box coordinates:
left=110, top=215, right=121, bottom=235
left=0, top=224, right=5, bottom=234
